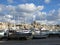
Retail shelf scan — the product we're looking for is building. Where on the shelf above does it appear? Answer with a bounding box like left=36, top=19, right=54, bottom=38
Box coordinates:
left=0, top=22, right=16, bottom=30
left=0, top=22, right=8, bottom=30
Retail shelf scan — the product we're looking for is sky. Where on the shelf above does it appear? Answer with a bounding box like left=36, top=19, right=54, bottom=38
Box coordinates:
left=0, top=0, right=60, bottom=25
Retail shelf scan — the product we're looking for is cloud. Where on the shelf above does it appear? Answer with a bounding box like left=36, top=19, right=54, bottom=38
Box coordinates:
left=17, top=3, right=44, bottom=13
left=35, top=11, right=47, bottom=20
left=36, top=20, right=58, bottom=25
left=48, top=9, right=55, bottom=16
left=36, top=8, right=60, bottom=25
left=0, top=15, right=15, bottom=23
left=0, top=3, right=60, bottom=25
left=58, top=4, right=60, bottom=6
left=0, top=3, right=44, bottom=24
left=58, top=8, right=60, bottom=17
left=0, top=4, right=6, bottom=12
left=46, top=9, right=59, bottom=21
left=47, top=21, right=57, bottom=25
left=7, top=0, right=13, bottom=3
left=44, top=0, right=51, bottom=4
left=4, top=15, right=13, bottom=18
left=0, top=16, right=3, bottom=21
left=0, top=8, right=2, bottom=12
left=37, top=11, right=46, bottom=17
left=6, top=5, right=16, bottom=11
left=15, top=3, right=44, bottom=23
left=10, top=20, right=16, bottom=23
left=36, top=20, right=47, bottom=24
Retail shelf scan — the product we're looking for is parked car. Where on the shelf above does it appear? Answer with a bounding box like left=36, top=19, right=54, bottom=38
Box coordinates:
left=33, top=29, right=49, bottom=38
left=48, top=30, right=60, bottom=37
left=8, top=29, right=17, bottom=39
left=0, top=29, right=9, bottom=40
left=40, top=30, right=50, bottom=38
left=16, top=29, right=33, bottom=40
left=8, top=29, right=33, bottom=40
